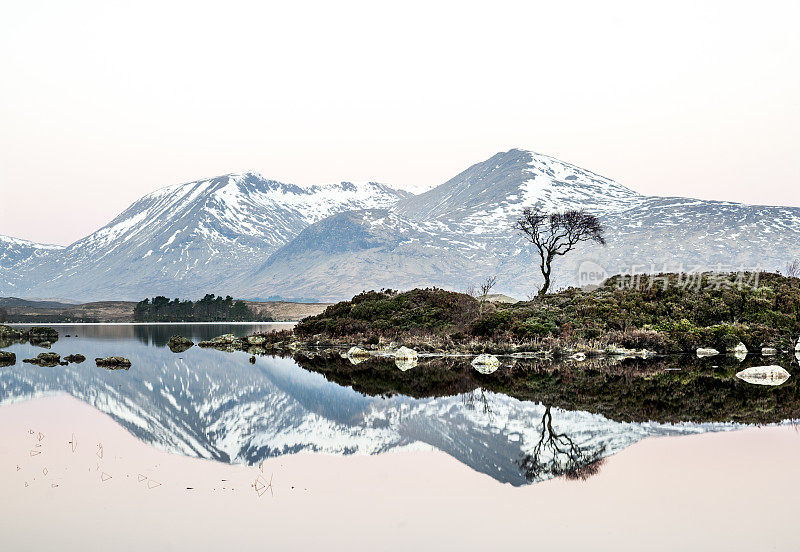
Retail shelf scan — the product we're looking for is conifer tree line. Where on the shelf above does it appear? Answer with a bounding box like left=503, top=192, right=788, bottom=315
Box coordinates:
left=133, top=294, right=272, bottom=322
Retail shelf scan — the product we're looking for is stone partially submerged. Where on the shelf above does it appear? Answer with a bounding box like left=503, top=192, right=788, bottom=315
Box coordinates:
left=64, top=354, right=86, bottom=364
left=696, top=348, right=719, bottom=358
left=728, top=341, right=748, bottom=361
left=0, top=351, right=16, bottom=367
left=23, top=352, right=61, bottom=367
left=761, top=347, right=778, bottom=356
left=346, top=346, right=371, bottom=365
left=198, top=334, right=241, bottom=352
left=471, top=353, right=500, bottom=375
left=167, top=335, right=194, bottom=353
left=735, top=365, right=791, bottom=386
left=95, top=356, right=132, bottom=370
left=394, top=346, right=418, bottom=371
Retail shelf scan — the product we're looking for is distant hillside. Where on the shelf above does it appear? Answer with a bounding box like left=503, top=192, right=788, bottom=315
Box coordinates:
left=0, top=297, right=329, bottom=323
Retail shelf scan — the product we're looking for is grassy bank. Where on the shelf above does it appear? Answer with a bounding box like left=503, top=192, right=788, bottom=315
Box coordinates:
left=293, top=272, right=800, bottom=355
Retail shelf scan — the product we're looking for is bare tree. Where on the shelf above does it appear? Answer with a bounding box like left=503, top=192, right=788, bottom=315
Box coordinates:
left=514, top=208, right=606, bottom=295
left=478, top=275, right=497, bottom=315
left=786, top=259, right=800, bottom=278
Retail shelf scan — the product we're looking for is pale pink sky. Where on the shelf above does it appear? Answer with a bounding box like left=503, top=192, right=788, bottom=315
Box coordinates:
left=1, top=0, right=798, bottom=246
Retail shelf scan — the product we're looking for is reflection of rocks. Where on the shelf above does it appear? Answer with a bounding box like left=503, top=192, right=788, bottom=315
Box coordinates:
left=472, top=354, right=500, bottom=374
left=736, top=366, right=791, bottom=386
left=28, top=326, right=59, bottom=346
left=95, top=356, right=132, bottom=369
left=696, top=348, right=719, bottom=357
left=347, top=347, right=371, bottom=365
left=394, top=346, right=418, bottom=371
left=64, top=354, right=86, bottom=364
left=761, top=347, right=777, bottom=356
left=167, top=335, right=194, bottom=353
left=23, top=352, right=61, bottom=367
left=0, top=351, right=16, bottom=367
left=0, top=324, right=59, bottom=348
left=294, top=352, right=800, bottom=424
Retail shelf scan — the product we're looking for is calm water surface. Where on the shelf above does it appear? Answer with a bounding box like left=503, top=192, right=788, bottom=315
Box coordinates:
left=0, top=323, right=797, bottom=486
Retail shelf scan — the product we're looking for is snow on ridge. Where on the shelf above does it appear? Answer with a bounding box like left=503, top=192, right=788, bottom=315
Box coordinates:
left=0, top=234, right=65, bottom=250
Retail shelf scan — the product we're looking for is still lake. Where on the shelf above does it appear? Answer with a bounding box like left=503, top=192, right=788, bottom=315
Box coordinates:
left=1, top=323, right=799, bottom=551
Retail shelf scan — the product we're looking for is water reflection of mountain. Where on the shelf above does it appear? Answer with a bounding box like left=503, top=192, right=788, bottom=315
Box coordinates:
left=0, top=325, right=755, bottom=486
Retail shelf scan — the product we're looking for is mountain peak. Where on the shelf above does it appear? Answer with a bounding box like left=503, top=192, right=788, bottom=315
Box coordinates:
left=394, top=149, right=641, bottom=226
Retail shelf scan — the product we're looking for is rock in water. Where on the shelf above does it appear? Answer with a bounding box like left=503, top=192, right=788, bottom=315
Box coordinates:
left=795, top=337, right=800, bottom=352
left=246, top=335, right=266, bottom=346
left=63, top=354, right=86, bottom=364
left=22, top=352, right=61, bottom=367
left=198, top=334, right=242, bottom=352
left=736, top=366, right=791, bottom=386
left=167, top=335, right=194, bottom=353
left=28, top=326, right=59, bottom=345
left=249, top=355, right=256, bottom=364
left=345, top=347, right=370, bottom=365
left=0, top=325, right=25, bottom=340
left=729, top=341, right=748, bottom=361
left=95, top=356, right=132, bottom=369
left=394, top=346, right=418, bottom=371
left=0, top=351, right=16, bottom=367
left=472, top=353, right=500, bottom=374
left=570, top=352, right=587, bottom=362
left=761, top=347, right=778, bottom=356
left=696, top=348, right=720, bottom=358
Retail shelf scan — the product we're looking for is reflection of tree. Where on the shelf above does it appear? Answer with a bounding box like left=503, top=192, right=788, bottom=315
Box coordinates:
left=463, top=388, right=493, bottom=415
left=518, top=406, right=606, bottom=482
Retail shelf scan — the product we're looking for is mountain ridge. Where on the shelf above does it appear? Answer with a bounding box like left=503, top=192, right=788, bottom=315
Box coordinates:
left=2, top=149, right=800, bottom=301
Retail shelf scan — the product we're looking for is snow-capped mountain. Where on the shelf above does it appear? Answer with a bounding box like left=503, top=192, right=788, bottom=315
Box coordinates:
left=0, top=235, right=64, bottom=295
left=0, top=334, right=740, bottom=485
left=252, top=149, right=800, bottom=299
left=3, top=173, right=409, bottom=301
left=0, top=235, right=63, bottom=267
left=2, top=149, right=800, bottom=301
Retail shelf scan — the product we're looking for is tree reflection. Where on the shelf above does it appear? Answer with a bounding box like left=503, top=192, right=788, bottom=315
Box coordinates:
left=518, top=406, right=606, bottom=482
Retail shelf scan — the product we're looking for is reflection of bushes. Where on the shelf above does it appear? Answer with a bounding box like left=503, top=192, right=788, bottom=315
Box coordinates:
left=292, top=352, right=800, bottom=425
left=295, top=272, right=800, bottom=354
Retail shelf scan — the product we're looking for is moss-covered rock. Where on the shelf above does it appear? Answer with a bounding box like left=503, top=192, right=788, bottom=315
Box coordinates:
left=167, top=335, right=194, bottom=353
left=0, top=351, right=16, bottom=367
left=95, top=356, right=131, bottom=369
left=23, top=352, right=61, bottom=367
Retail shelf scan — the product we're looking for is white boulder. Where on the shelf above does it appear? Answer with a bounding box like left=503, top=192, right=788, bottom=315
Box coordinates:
left=394, top=346, right=418, bottom=371
left=696, top=348, right=720, bottom=358
left=735, top=365, right=791, bottom=386
left=346, top=346, right=371, bottom=365
left=728, top=341, right=748, bottom=362
left=569, top=352, right=586, bottom=362
left=761, top=347, right=778, bottom=356
left=347, top=346, right=370, bottom=358
left=471, top=353, right=500, bottom=374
